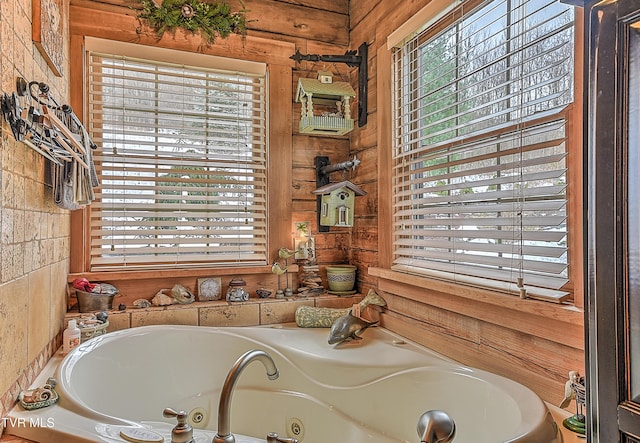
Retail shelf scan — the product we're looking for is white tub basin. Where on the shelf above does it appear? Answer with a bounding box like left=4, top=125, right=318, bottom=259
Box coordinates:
left=7, top=324, right=560, bottom=442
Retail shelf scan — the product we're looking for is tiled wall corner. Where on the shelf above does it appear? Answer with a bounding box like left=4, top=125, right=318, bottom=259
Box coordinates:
left=103, top=311, right=131, bottom=332
left=1, top=0, right=71, bottom=434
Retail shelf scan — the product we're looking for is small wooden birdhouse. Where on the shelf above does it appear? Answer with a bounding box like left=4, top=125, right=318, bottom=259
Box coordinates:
left=312, top=180, right=367, bottom=227
left=296, top=72, right=356, bottom=136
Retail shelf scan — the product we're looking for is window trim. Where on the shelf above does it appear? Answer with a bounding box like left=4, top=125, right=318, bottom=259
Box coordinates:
left=68, top=35, right=294, bottom=278
left=84, top=40, right=268, bottom=270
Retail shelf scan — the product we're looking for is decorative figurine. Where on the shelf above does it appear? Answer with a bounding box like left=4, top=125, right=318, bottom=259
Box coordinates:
left=271, top=260, right=288, bottom=298
left=559, top=370, right=586, bottom=435
left=19, top=378, right=58, bottom=410
left=328, top=310, right=378, bottom=345
left=295, top=289, right=387, bottom=328
left=278, top=247, right=295, bottom=295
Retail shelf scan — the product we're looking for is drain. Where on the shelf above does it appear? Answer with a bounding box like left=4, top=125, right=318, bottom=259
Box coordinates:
left=188, top=407, right=207, bottom=428
left=286, top=417, right=305, bottom=441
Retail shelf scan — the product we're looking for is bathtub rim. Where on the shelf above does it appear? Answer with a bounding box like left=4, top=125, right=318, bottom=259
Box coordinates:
left=7, top=324, right=564, bottom=443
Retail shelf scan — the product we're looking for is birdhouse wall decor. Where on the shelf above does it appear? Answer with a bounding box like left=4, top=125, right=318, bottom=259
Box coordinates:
left=295, top=71, right=356, bottom=136
left=290, top=43, right=369, bottom=128
left=312, top=180, right=367, bottom=228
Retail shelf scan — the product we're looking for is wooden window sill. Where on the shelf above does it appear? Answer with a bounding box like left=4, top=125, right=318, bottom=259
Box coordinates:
left=369, top=267, right=584, bottom=350
left=67, top=265, right=298, bottom=283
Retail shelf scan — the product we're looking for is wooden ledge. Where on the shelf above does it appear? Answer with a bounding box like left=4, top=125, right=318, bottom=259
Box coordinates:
left=369, top=267, right=584, bottom=350
left=67, top=264, right=299, bottom=283
left=369, top=267, right=583, bottom=323
left=65, top=293, right=363, bottom=330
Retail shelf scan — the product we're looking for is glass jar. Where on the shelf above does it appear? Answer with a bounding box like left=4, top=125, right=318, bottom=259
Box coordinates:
left=226, top=277, right=249, bottom=302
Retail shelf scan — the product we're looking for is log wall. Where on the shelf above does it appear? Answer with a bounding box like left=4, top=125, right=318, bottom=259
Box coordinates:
left=66, top=0, right=585, bottom=407
left=67, top=0, right=354, bottom=297
left=348, top=0, right=586, bottom=406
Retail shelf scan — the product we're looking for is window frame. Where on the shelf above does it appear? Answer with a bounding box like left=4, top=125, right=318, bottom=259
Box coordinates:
left=85, top=42, right=268, bottom=271
left=386, top=0, right=583, bottom=304
left=68, top=35, right=294, bottom=282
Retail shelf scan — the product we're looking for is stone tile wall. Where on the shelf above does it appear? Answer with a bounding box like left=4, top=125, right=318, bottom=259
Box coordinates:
left=0, top=0, right=71, bottom=437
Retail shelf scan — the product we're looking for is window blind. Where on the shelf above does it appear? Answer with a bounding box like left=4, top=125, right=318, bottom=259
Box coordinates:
left=87, top=51, right=267, bottom=270
left=391, top=0, right=574, bottom=301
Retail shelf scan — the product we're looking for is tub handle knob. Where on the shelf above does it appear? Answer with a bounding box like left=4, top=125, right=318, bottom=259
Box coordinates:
left=417, top=410, right=456, bottom=443
left=163, top=407, right=194, bottom=443
left=266, top=432, right=298, bottom=443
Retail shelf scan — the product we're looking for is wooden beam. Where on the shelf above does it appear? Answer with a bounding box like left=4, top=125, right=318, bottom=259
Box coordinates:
left=70, top=4, right=296, bottom=66
left=70, top=0, right=348, bottom=46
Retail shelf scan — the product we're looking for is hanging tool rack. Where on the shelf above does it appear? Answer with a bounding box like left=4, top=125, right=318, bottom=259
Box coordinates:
left=1, top=77, right=98, bottom=209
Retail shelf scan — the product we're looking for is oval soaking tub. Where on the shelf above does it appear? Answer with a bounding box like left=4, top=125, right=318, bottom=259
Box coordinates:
left=10, top=324, right=561, bottom=442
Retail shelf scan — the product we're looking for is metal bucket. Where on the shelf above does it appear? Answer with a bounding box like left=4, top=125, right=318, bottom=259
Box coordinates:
left=76, top=290, right=116, bottom=313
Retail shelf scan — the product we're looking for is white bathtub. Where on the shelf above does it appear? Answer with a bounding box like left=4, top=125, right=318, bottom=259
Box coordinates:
left=7, top=324, right=561, bottom=442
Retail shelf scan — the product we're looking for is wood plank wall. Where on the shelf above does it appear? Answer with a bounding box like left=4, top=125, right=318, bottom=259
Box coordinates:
left=68, top=0, right=585, bottom=407
left=348, top=0, right=586, bottom=407
left=67, top=0, right=354, bottom=296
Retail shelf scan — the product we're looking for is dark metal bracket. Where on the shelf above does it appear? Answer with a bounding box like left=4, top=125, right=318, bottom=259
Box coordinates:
left=315, top=156, right=331, bottom=232
left=290, top=42, right=368, bottom=127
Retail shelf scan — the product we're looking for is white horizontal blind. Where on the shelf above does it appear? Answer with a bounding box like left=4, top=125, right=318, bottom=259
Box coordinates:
left=391, top=0, right=574, bottom=301
left=87, top=51, right=267, bottom=270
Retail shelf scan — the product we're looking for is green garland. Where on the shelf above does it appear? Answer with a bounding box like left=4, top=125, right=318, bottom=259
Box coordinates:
left=137, top=0, right=248, bottom=45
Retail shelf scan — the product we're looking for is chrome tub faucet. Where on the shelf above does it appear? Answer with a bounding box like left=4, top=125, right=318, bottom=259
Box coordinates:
left=213, top=349, right=280, bottom=443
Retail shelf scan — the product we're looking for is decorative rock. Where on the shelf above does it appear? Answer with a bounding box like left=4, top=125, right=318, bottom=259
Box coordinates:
left=151, top=290, right=176, bottom=306
left=96, top=311, right=108, bottom=323
left=171, top=284, right=195, bottom=304
left=297, top=261, right=324, bottom=296
left=91, top=283, right=119, bottom=295
left=118, top=303, right=126, bottom=311
left=256, top=288, right=272, bottom=298
left=133, top=299, right=152, bottom=309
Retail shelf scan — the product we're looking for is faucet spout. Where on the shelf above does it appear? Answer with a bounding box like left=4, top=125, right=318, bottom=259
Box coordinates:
left=417, top=410, right=456, bottom=443
left=213, top=349, right=280, bottom=443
